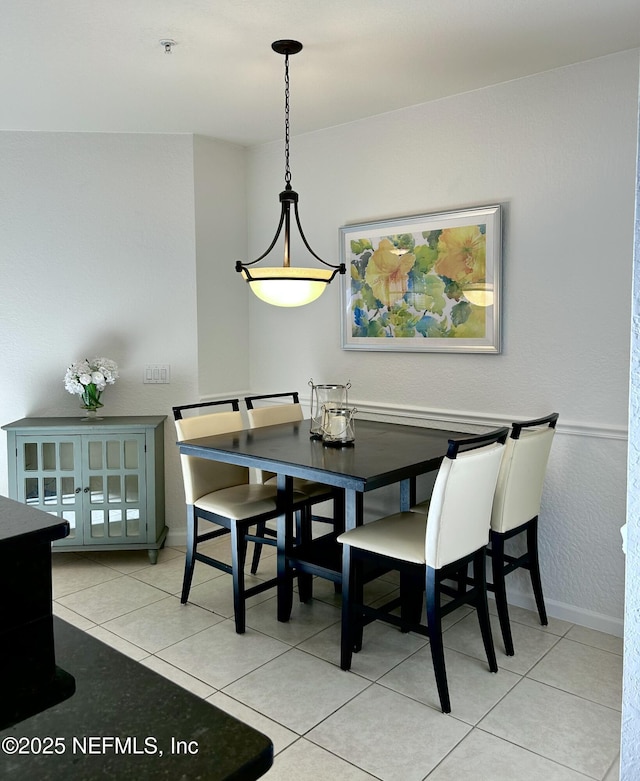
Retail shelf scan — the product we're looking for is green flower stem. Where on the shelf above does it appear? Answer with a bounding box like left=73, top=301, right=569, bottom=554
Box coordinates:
left=80, top=384, right=104, bottom=411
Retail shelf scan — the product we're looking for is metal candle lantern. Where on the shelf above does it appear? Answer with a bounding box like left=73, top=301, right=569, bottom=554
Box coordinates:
left=321, top=405, right=357, bottom=446
left=309, top=380, right=351, bottom=438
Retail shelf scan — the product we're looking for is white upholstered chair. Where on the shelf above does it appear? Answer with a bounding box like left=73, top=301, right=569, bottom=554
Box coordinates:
left=244, top=392, right=334, bottom=506
left=244, top=392, right=342, bottom=600
left=173, top=398, right=298, bottom=634
left=338, top=427, right=508, bottom=713
left=489, top=413, right=558, bottom=655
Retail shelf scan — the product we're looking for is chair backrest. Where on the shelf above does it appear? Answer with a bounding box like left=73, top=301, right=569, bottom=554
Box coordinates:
left=245, top=391, right=300, bottom=411
left=246, top=402, right=303, bottom=429
left=244, top=393, right=303, bottom=483
left=173, top=399, right=248, bottom=505
left=173, top=398, right=240, bottom=420
left=491, top=413, right=558, bottom=534
left=426, top=428, right=509, bottom=570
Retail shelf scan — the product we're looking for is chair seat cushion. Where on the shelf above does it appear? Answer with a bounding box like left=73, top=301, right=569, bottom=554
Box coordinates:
left=410, top=499, right=430, bottom=514
left=195, top=484, right=280, bottom=520
left=265, top=475, right=333, bottom=500
left=337, top=512, right=428, bottom=565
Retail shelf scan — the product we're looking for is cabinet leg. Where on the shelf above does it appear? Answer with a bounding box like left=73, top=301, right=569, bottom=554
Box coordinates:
left=148, top=549, right=159, bottom=565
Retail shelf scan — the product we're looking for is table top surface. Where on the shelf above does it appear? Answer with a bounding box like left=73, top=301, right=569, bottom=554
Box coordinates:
left=0, top=495, right=69, bottom=545
left=178, top=418, right=479, bottom=492
left=0, top=618, right=273, bottom=781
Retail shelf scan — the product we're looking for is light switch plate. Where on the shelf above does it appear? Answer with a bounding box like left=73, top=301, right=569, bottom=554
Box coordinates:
left=144, top=364, right=171, bottom=384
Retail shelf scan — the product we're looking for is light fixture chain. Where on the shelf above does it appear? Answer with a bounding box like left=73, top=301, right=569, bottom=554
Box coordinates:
left=235, top=38, right=346, bottom=301
left=284, top=53, right=291, bottom=187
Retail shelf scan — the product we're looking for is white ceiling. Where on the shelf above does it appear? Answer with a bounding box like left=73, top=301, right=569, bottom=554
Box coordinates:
left=3, top=0, right=639, bottom=147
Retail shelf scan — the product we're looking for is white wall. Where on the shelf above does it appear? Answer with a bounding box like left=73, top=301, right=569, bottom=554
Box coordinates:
left=621, top=70, right=640, bottom=780
left=245, top=51, right=640, bottom=630
left=0, top=131, right=200, bottom=541
left=193, top=135, right=250, bottom=397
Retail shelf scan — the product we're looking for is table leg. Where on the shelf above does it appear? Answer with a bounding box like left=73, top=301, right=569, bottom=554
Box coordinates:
left=344, top=489, right=363, bottom=531
left=277, top=474, right=294, bottom=622
left=399, top=478, right=413, bottom=511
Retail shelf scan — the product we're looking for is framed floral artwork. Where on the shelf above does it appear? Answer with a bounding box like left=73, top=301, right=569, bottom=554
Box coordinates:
left=340, top=204, right=501, bottom=353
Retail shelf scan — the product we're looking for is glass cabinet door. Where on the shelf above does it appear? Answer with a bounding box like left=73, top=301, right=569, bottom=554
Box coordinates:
left=83, top=434, right=147, bottom=543
left=16, top=435, right=83, bottom=543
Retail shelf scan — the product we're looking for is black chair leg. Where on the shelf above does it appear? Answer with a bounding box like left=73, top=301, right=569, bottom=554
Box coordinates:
left=456, top=563, right=468, bottom=597
left=297, top=506, right=311, bottom=546
left=340, top=544, right=354, bottom=670
left=250, top=522, right=266, bottom=574
left=181, top=506, right=198, bottom=604
left=277, top=511, right=295, bottom=623
left=490, top=531, right=514, bottom=656
left=400, top=569, right=423, bottom=632
left=474, top=550, right=498, bottom=672
left=230, top=523, right=249, bottom=634
left=298, top=572, right=313, bottom=603
left=527, top=517, right=548, bottom=626
left=297, top=507, right=314, bottom=602
left=426, top=566, right=450, bottom=713
left=352, top=557, right=364, bottom=653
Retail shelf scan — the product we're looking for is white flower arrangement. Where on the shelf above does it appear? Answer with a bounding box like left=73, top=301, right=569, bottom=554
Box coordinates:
left=64, top=357, right=118, bottom=410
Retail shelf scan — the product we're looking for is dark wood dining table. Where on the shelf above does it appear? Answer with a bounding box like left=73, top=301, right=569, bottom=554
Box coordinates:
left=178, top=417, right=480, bottom=621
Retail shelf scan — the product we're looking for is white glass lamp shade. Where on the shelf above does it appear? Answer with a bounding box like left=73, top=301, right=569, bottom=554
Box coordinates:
left=242, top=266, right=334, bottom=307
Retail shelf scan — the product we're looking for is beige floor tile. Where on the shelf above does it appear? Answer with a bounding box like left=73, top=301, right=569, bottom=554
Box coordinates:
left=51, top=551, right=90, bottom=566
left=488, top=600, right=574, bottom=637
left=378, top=569, right=401, bottom=586
left=185, top=571, right=276, bottom=618
left=379, top=645, right=520, bottom=724
left=310, top=573, right=398, bottom=608
left=308, top=683, right=470, bottom=781
left=440, top=605, right=475, bottom=632
left=428, top=728, right=592, bottom=780
left=223, top=648, right=370, bottom=734
left=249, top=546, right=279, bottom=582
left=85, top=625, right=149, bottom=661
left=566, top=624, right=624, bottom=655
left=156, top=620, right=289, bottom=689
left=207, top=692, right=298, bottom=756
left=52, top=555, right=121, bottom=598
left=298, top=619, right=427, bottom=680
left=55, top=574, right=167, bottom=622
left=198, top=535, right=277, bottom=571
left=444, top=610, right=561, bottom=674
left=79, top=545, right=183, bottom=573
left=45, top=529, right=626, bottom=781
left=604, top=754, right=620, bottom=780
left=131, top=553, right=221, bottom=594
left=368, top=590, right=473, bottom=633
left=139, top=656, right=216, bottom=699
left=52, top=601, right=96, bottom=630
left=479, top=678, right=621, bottom=779
left=527, top=638, right=623, bottom=710
left=102, top=595, right=223, bottom=652
left=264, top=739, right=378, bottom=780
left=245, top=595, right=340, bottom=645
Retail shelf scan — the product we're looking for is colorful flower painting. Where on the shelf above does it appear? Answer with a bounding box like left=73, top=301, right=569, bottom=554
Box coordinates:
left=340, top=206, right=501, bottom=353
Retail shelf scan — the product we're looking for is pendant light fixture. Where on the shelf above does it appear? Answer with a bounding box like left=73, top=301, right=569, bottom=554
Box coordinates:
left=235, top=40, right=345, bottom=307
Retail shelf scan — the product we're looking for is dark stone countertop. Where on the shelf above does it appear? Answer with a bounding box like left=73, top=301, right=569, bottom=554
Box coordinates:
left=0, top=618, right=273, bottom=780
left=0, top=495, right=69, bottom=545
